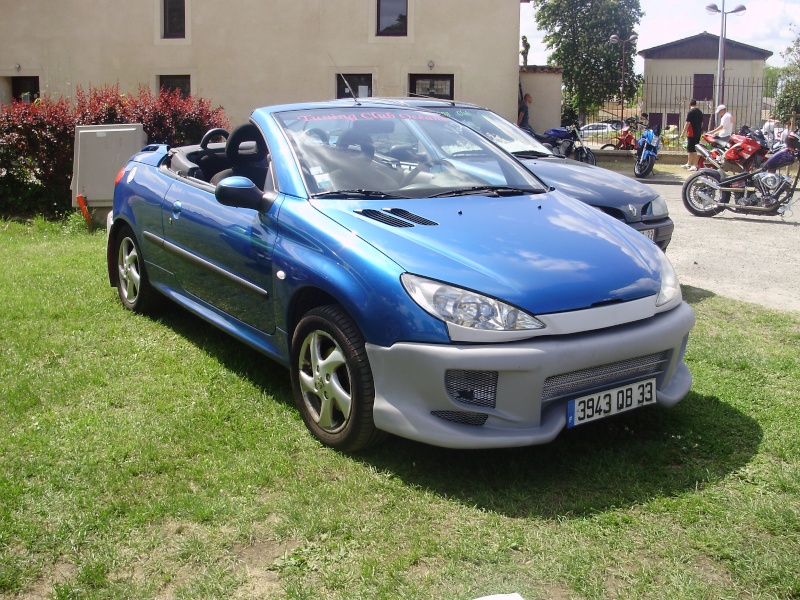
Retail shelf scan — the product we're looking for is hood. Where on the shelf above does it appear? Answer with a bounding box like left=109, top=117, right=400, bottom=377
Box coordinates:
left=519, top=158, right=659, bottom=221
left=311, top=191, right=662, bottom=315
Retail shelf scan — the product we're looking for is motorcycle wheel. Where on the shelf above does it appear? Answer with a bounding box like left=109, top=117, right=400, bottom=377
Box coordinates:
left=682, top=169, right=726, bottom=217
left=600, top=144, right=617, bottom=150
left=576, top=147, right=596, bottom=165
left=633, top=154, right=655, bottom=178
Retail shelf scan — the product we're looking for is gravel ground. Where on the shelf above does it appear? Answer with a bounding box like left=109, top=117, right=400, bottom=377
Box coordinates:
left=649, top=182, right=800, bottom=314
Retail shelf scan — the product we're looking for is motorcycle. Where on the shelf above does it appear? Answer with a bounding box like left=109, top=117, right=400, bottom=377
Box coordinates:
left=525, top=123, right=596, bottom=165
left=696, top=125, right=769, bottom=173
left=633, top=123, right=661, bottom=178
left=601, top=118, right=642, bottom=151
left=682, top=133, right=800, bottom=218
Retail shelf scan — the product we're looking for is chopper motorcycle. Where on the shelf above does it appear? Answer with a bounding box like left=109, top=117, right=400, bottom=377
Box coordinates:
left=525, top=123, right=597, bottom=164
left=682, top=132, right=800, bottom=218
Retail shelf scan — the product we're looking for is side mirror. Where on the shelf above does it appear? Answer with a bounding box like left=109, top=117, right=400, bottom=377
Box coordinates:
left=215, top=176, right=276, bottom=212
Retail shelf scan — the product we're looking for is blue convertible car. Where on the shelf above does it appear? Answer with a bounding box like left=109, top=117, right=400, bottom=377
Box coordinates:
left=107, top=100, right=695, bottom=452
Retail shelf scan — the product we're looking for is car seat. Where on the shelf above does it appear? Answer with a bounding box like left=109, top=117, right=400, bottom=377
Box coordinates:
left=210, top=123, right=270, bottom=189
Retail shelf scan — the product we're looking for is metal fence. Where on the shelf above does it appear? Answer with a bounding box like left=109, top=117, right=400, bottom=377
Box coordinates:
left=576, top=76, right=795, bottom=147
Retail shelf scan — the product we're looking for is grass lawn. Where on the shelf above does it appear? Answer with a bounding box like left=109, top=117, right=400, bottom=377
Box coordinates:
left=1, top=217, right=799, bottom=599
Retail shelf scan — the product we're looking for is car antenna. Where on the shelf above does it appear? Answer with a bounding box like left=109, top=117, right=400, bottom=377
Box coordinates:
left=328, top=52, right=361, bottom=106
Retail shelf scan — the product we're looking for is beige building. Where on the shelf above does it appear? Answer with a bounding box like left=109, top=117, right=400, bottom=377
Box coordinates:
left=0, top=0, right=524, bottom=124
left=519, top=65, right=562, bottom=133
left=638, top=32, right=772, bottom=130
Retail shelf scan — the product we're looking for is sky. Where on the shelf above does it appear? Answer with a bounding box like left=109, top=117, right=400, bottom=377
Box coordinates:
left=519, top=0, right=800, bottom=73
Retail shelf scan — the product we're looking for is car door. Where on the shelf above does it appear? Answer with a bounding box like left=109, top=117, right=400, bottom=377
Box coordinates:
left=161, top=177, right=276, bottom=334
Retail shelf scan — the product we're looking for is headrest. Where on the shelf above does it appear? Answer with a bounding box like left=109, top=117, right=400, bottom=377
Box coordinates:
left=226, top=123, right=268, bottom=165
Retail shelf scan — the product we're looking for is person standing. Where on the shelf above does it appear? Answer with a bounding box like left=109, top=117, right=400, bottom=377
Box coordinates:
left=517, top=93, right=532, bottom=133
left=707, top=104, right=733, bottom=141
left=681, top=99, right=704, bottom=171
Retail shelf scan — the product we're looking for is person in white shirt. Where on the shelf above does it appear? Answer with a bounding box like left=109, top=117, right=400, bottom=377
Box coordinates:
left=707, top=104, right=733, bottom=141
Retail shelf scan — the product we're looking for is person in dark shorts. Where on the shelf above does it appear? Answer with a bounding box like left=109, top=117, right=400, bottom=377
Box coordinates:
left=681, top=99, right=704, bottom=171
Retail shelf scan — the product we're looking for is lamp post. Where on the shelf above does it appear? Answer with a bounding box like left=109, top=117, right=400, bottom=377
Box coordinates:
left=706, top=1, right=746, bottom=107
left=610, top=34, right=638, bottom=127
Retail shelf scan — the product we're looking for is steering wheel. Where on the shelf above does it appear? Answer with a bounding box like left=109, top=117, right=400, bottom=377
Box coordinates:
left=400, top=159, right=453, bottom=187
left=303, top=128, right=330, bottom=144
left=200, top=128, right=230, bottom=149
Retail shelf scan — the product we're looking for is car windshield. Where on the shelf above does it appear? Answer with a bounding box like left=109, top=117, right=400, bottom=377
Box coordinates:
left=431, top=107, right=553, bottom=156
left=274, top=107, right=547, bottom=199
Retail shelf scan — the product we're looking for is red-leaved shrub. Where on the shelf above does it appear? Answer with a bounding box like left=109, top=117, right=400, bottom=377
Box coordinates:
left=0, top=84, right=230, bottom=217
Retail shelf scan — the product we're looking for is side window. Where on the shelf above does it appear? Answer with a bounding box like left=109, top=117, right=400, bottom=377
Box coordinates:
left=159, top=75, right=191, bottom=97
left=163, top=0, right=186, bottom=39
left=377, top=0, right=408, bottom=36
left=336, top=74, right=373, bottom=99
left=409, top=74, right=454, bottom=100
left=11, top=76, right=40, bottom=103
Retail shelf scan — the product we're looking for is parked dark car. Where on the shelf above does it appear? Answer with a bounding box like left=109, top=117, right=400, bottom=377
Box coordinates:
left=107, top=100, right=694, bottom=452
left=396, top=98, right=673, bottom=250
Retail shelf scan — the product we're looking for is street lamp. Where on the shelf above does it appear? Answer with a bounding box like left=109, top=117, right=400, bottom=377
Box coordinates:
left=706, top=1, right=746, bottom=107
left=610, top=34, right=638, bottom=127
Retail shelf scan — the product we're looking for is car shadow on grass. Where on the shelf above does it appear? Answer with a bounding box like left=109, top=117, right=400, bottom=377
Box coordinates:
left=150, top=303, right=294, bottom=403
left=358, top=393, right=761, bottom=519
left=147, top=291, right=761, bottom=521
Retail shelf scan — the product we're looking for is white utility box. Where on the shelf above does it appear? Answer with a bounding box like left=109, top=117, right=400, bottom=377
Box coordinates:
left=71, top=124, right=147, bottom=209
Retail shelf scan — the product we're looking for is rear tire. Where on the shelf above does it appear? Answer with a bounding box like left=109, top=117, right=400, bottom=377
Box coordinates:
left=113, top=226, right=158, bottom=313
left=634, top=155, right=655, bottom=178
left=682, top=169, right=726, bottom=217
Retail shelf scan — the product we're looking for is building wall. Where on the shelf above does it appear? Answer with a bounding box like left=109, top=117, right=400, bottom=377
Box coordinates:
left=519, top=68, right=562, bottom=132
left=0, top=0, right=521, bottom=123
left=642, top=57, right=767, bottom=129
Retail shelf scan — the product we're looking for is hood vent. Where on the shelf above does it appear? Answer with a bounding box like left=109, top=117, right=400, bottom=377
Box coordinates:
left=384, top=208, right=438, bottom=226
left=355, top=208, right=439, bottom=228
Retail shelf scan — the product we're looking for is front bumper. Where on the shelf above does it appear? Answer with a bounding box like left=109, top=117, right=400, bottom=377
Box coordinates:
left=630, top=217, right=674, bottom=251
left=367, top=301, right=695, bottom=449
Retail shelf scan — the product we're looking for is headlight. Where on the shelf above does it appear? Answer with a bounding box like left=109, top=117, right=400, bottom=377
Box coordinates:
left=646, top=195, right=669, bottom=218
left=401, top=274, right=544, bottom=339
left=655, top=251, right=681, bottom=308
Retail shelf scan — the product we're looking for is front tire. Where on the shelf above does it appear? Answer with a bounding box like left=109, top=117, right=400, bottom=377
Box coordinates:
left=290, top=305, right=386, bottom=452
left=575, top=147, right=596, bottom=165
left=114, top=226, right=158, bottom=312
left=634, top=154, right=655, bottom=178
left=682, top=169, right=726, bottom=216
left=600, top=143, right=617, bottom=150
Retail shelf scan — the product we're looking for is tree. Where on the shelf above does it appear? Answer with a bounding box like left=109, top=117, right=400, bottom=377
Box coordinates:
left=529, top=0, right=643, bottom=120
left=774, top=28, right=800, bottom=126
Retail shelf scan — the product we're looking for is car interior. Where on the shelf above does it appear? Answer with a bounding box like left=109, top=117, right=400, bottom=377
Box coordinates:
left=165, top=123, right=274, bottom=192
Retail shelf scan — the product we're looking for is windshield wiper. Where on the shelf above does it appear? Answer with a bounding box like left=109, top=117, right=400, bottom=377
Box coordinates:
left=428, top=186, right=545, bottom=198
left=312, top=189, right=409, bottom=199
left=512, top=150, right=553, bottom=159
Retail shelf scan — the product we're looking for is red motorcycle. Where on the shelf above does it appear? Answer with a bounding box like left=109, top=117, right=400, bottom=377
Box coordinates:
left=696, top=126, right=769, bottom=173
left=601, top=119, right=640, bottom=151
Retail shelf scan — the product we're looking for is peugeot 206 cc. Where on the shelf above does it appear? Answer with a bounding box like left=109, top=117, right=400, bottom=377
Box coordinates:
left=107, top=100, right=695, bottom=452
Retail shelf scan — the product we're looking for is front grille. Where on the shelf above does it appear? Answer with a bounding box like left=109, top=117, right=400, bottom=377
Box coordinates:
left=445, top=370, right=498, bottom=408
left=542, top=351, right=669, bottom=405
left=432, top=411, right=489, bottom=426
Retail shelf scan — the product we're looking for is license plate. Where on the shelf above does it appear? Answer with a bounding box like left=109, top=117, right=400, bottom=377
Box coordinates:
left=567, top=378, right=656, bottom=428
left=641, top=228, right=655, bottom=241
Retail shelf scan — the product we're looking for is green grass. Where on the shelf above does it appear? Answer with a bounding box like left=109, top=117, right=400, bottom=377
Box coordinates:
left=1, top=217, right=799, bottom=599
